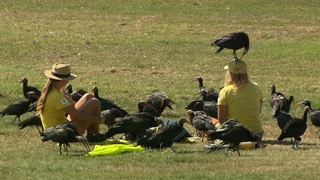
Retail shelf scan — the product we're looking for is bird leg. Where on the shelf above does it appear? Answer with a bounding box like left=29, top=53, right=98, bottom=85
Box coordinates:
left=224, top=146, right=229, bottom=156
left=233, top=50, right=239, bottom=60
left=82, top=141, right=91, bottom=152
left=59, top=144, right=63, bottom=155
left=36, top=125, right=44, bottom=135
left=239, top=53, right=244, bottom=60
left=170, top=146, right=177, bottom=153
left=292, top=140, right=300, bottom=149
left=236, top=146, right=241, bottom=156
left=13, top=116, right=19, bottom=125
left=316, top=129, right=320, bottom=145
left=76, top=136, right=91, bottom=152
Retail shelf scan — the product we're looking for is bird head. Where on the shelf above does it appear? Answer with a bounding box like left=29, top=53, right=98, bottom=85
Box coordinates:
left=271, top=97, right=285, bottom=119
left=178, top=117, right=192, bottom=127
left=19, top=77, right=28, bottom=85
left=90, top=86, right=99, bottom=95
left=190, top=77, right=203, bottom=84
left=294, top=99, right=311, bottom=107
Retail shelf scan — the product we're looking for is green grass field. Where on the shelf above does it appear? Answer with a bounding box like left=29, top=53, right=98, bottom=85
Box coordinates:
left=1, top=0, right=320, bottom=179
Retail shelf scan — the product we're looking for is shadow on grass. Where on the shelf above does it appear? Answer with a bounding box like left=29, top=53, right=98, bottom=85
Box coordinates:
left=262, top=139, right=316, bottom=146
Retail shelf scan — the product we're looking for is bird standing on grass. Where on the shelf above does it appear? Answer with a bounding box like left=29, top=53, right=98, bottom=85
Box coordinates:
left=272, top=97, right=309, bottom=149
left=138, top=90, right=177, bottom=117
left=18, top=114, right=43, bottom=134
left=190, top=77, right=219, bottom=102
left=295, top=99, right=320, bottom=127
left=101, top=108, right=127, bottom=129
left=207, top=119, right=260, bottom=156
left=137, top=118, right=191, bottom=151
left=185, top=110, right=216, bottom=141
left=211, top=32, right=250, bottom=60
left=269, top=84, right=294, bottom=113
left=63, top=84, right=87, bottom=102
left=41, top=124, right=90, bottom=155
left=91, top=86, right=128, bottom=115
left=104, top=112, right=162, bottom=141
left=0, top=92, right=37, bottom=124
left=19, top=77, right=41, bottom=100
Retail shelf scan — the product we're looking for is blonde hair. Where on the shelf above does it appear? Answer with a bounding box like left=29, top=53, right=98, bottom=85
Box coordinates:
left=37, top=78, right=59, bottom=113
left=224, top=71, right=250, bottom=93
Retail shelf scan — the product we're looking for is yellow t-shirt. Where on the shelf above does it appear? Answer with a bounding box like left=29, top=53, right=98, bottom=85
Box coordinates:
left=217, top=82, right=263, bottom=135
left=40, top=88, right=71, bottom=130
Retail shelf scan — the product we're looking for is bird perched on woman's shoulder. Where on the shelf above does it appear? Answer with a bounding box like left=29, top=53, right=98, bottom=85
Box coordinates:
left=211, top=32, right=249, bottom=60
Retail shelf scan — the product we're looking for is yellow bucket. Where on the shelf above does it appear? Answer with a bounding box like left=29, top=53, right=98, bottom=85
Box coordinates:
left=238, top=142, right=257, bottom=150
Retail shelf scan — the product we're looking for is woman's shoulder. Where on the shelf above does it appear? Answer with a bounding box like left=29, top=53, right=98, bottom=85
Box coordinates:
left=48, top=88, right=65, bottom=99
left=249, top=82, right=261, bottom=88
left=220, top=84, right=235, bottom=92
left=248, top=82, right=262, bottom=94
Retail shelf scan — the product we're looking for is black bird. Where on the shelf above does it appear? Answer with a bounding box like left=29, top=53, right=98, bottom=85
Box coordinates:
left=18, top=114, right=43, bottom=134
left=270, top=84, right=294, bottom=113
left=185, top=100, right=218, bottom=118
left=185, top=99, right=205, bottom=112
left=91, top=86, right=128, bottom=115
left=138, top=90, right=177, bottom=117
left=207, top=119, right=260, bottom=156
left=104, top=112, right=162, bottom=141
left=63, top=84, right=87, bottom=102
left=186, top=110, right=216, bottom=141
left=202, top=101, right=218, bottom=118
left=27, top=101, right=38, bottom=114
left=190, top=77, right=219, bottom=102
left=295, top=99, right=320, bottom=127
left=41, top=124, right=90, bottom=155
left=0, top=92, right=37, bottom=124
left=19, top=77, right=41, bottom=101
left=211, top=32, right=250, bottom=59
left=101, top=108, right=126, bottom=129
left=137, top=118, right=191, bottom=151
left=272, top=97, right=309, bottom=149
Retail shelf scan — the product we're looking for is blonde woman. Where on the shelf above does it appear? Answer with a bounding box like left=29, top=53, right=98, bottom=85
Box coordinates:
left=207, top=59, right=263, bottom=150
left=37, top=62, right=105, bottom=141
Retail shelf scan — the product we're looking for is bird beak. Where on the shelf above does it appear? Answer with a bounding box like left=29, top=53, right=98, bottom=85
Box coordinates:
left=76, top=136, right=91, bottom=152
left=168, top=99, right=178, bottom=108
left=293, top=101, right=303, bottom=107
left=190, top=78, right=198, bottom=84
left=0, top=94, right=8, bottom=100
left=185, top=119, right=192, bottom=126
left=194, top=90, right=201, bottom=96
left=145, top=103, right=158, bottom=113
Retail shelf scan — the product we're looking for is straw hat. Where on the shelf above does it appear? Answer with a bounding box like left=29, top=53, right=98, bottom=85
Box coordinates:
left=44, top=62, right=77, bottom=80
left=224, top=59, right=247, bottom=75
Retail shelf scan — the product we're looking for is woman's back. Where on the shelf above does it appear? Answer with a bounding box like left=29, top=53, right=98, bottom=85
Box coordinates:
left=218, top=82, right=262, bottom=134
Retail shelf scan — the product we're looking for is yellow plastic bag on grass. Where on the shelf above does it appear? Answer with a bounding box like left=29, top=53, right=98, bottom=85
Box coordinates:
left=85, top=144, right=144, bottom=156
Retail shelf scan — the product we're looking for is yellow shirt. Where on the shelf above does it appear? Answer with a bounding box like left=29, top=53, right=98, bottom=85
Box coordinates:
left=40, top=88, right=71, bottom=130
left=217, top=82, right=263, bottom=134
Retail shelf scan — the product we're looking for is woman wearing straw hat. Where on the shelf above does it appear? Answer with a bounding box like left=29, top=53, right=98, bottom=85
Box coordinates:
left=37, top=62, right=105, bottom=141
left=205, top=59, right=264, bottom=150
